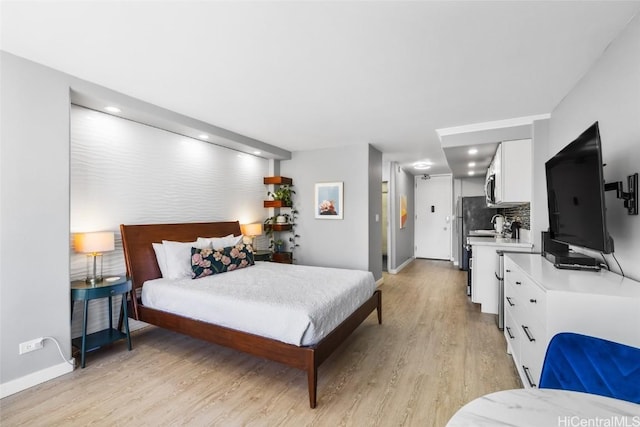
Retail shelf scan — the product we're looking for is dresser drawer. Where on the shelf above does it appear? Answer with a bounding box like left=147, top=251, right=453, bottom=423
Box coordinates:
left=519, top=274, right=546, bottom=314
left=503, top=259, right=525, bottom=289
left=520, top=329, right=547, bottom=388
left=504, top=309, right=520, bottom=351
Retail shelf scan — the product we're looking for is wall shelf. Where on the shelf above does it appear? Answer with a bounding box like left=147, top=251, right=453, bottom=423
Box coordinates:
left=266, top=223, right=292, bottom=232
left=264, top=200, right=292, bottom=208
left=272, top=252, right=292, bottom=264
left=264, top=176, right=297, bottom=263
left=263, top=176, right=292, bottom=185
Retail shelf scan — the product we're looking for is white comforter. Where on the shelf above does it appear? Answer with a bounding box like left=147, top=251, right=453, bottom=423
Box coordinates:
left=141, top=262, right=376, bottom=346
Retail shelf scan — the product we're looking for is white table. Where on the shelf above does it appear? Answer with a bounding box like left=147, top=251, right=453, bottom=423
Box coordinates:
left=446, top=389, right=640, bottom=427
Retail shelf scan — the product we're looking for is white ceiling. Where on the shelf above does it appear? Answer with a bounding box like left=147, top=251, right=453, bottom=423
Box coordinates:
left=2, top=1, right=639, bottom=176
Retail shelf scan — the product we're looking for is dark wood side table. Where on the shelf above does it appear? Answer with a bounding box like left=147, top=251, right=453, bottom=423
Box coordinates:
left=254, top=250, right=272, bottom=261
left=71, top=275, right=132, bottom=368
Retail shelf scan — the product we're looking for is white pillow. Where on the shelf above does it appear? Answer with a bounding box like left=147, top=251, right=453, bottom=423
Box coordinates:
left=196, top=234, right=242, bottom=250
left=152, top=243, right=169, bottom=278
left=161, top=240, right=203, bottom=279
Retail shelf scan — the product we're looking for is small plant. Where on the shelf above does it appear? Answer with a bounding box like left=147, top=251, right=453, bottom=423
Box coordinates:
left=272, top=239, right=285, bottom=252
left=267, top=185, right=295, bottom=205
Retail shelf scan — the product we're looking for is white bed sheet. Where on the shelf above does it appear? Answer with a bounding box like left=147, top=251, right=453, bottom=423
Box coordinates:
left=141, top=262, right=376, bottom=346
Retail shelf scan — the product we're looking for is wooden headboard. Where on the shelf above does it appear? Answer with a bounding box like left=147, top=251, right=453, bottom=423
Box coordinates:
left=120, top=221, right=242, bottom=290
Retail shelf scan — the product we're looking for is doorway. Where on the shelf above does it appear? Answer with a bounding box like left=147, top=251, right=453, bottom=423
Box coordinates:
left=382, top=181, right=388, bottom=271
left=415, top=174, right=452, bottom=260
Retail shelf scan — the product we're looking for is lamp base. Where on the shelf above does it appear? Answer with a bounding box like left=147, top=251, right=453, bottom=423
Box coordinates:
left=85, top=253, right=104, bottom=286
left=85, top=277, right=104, bottom=286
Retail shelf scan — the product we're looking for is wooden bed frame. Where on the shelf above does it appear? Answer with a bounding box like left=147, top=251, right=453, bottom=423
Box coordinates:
left=120, top=221, right=382, bottom=408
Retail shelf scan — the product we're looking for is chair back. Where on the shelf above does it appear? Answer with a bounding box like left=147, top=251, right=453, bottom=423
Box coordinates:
left=539, top=332, right=640, bottom=404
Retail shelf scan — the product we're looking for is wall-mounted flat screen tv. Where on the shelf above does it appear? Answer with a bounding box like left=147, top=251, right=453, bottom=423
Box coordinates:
left=545, top=121, right=614, bottom=254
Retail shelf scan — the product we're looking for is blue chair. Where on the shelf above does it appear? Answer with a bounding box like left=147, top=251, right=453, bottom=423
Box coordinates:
left=539, top=332, right=640, bottom=404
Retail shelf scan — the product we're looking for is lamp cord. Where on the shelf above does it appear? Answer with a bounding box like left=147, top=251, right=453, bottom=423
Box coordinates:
left=43, top=336, right=75, bottom=366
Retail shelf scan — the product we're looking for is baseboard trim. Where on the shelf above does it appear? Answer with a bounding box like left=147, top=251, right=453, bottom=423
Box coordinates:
left=0, top=360, right=74, bottom=399
left=375, top=277, right=384, bottom=287
left=389, top=257, right=415, bottom=274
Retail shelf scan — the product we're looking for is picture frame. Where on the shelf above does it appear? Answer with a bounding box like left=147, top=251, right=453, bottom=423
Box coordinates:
left=314, top=182, right=343, bottom=219
left=400, top=194, right=407, bottom=229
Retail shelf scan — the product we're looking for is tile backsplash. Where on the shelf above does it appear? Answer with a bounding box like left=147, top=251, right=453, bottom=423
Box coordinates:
left=500, top=203, right=530, bottom=230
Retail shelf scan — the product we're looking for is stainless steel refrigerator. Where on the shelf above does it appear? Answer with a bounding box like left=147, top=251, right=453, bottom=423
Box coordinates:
left=457, top=196, right=498, bottom=271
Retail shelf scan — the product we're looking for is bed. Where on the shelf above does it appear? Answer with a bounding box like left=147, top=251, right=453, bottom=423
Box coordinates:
left=120, top=221, right=382, bottom=408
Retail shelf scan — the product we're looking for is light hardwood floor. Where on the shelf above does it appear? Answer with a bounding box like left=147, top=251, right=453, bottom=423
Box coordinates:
left=1, top=259, right=521, bottom=426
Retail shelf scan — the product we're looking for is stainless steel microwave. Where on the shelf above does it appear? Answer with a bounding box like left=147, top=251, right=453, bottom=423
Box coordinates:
left=485, top=173, right=496, bottom=205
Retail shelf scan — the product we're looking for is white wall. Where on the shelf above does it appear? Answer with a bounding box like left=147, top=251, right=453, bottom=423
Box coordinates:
left=543, top=13, right=640, bottom=280
left=280, top=144, right=383, bottom=280
left=1, top=53, right=73, bottom=394
left=368, top=145, right=383, bottom=277
left=530, top=118, right=550, bottom=251
left=389, top=163, right=415, bottom=271
left=457, top=177, right=486, bottom=198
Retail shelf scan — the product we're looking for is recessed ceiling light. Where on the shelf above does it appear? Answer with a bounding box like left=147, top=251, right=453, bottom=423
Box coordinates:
left=413, top=161, right=432, bottom=170
left=468, top=171, right=475, bottom=176
left=468, top=148, right=478, bottom=155
left=468, top=162, right=476, bottom=167
left=104, top=106, right=121, bottom=113
left=198, top=134, right=209, bottom=140
left=253, top=151, right=261, bottom=155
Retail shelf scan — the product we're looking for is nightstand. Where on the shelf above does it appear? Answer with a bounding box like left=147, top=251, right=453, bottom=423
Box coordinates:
left=71, top=275, right=132, bottom=368
left=254, top=250, right=272, bottom=261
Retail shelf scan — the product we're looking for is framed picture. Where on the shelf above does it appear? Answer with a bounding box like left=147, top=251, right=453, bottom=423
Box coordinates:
left=315, top=182, right=343, bottom=219
left=400, top=194, right=407, bottom=229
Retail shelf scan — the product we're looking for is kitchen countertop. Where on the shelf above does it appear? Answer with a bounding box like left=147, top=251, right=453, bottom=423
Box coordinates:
left=467, top=236, right=533, bottom=248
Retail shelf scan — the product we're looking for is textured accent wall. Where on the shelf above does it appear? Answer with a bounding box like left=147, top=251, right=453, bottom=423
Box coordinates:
left=70, top=105, right=268, bottom=336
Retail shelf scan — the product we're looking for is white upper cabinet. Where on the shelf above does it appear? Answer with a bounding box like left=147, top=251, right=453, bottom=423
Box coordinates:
left=491, top=139, right=531, bottom=206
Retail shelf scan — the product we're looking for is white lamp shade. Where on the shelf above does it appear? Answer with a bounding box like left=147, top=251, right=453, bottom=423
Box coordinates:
left=240, top=223, right=263, bottom=237
left=74, top=231, right=115, bottom=254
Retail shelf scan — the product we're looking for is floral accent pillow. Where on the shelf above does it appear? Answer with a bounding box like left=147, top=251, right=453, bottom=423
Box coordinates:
left=191, top=243, right=255, bottom=279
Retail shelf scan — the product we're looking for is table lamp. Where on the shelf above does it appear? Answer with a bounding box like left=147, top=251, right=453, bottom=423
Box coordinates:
left=74, top=231, right=115, bottom=285
left=240, top=223, right=263, bottom=249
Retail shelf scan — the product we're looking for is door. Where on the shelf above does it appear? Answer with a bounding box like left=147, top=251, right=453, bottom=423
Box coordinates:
left=415, top=174, right=452, bottom=259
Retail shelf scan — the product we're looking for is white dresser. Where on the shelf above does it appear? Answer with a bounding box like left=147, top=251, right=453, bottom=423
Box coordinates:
left=503, top=253, right=640, bottom=388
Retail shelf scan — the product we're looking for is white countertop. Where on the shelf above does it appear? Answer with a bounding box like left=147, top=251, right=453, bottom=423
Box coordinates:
left=505, top=252, right=640, bottom=297
left=467, top=236, right=533, bottom=248
left=446, top=388, right=640, bottom=427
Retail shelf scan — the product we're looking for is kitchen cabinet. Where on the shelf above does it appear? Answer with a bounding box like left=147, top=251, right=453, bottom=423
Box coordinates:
left=469, top=237, right=532, bottom=313
left=490, top=139, right=531, bottom=206
left=503, top=253, right=640, bottom=389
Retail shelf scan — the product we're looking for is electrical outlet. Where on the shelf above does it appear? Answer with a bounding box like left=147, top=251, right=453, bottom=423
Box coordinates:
left=19, top=338, right=44, bottom=355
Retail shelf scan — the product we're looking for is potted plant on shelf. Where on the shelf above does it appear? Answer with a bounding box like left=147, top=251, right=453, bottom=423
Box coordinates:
left=273, top=239, right=285, bottom=253
left=267, top=185, right=295, bottom=206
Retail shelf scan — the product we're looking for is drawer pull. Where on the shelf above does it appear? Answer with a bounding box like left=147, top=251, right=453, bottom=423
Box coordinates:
left=523, top=365, right=537, bottom=388
left=515, top=281, right=522, bottom=285
left=506, top=296, right=515, bottom=307
left=522, top=325, right=535, bottom=342
left=529, top=298, right=537, bottom=304
left=505, top=327, right=515, bottom=339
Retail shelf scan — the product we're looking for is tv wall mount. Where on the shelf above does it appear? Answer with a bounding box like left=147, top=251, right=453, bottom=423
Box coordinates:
left=605, top=172, right=638, bottom=215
